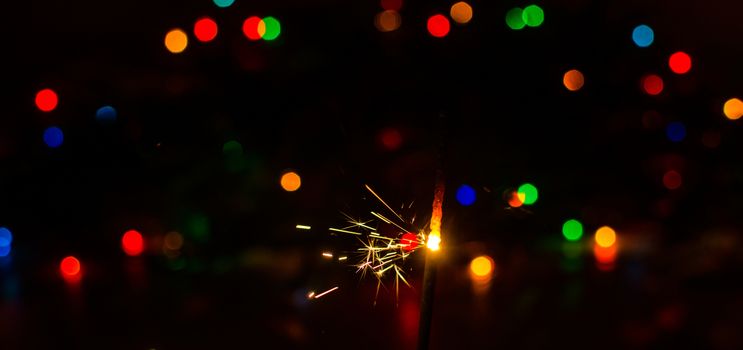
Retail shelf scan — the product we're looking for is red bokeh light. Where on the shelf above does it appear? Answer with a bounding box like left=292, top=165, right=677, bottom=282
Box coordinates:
left=242, top=16, right=263, bottom=41
left=662, top=170, right=682, bottom=190
left=194, top=17, right=218, bottom=42
left=60, top=256, right=81, bottom=276
left=381, top=0, right=403, bottom=11
left=380, top=128, right=402, bottom=150
left=35, top=88, right=58, bottom=112
left=668, top=51, right=691, bottom=74
left=122, top=229, right=144, bottom=256
left=427, top=14, right=450, bottom=38
left=642, top=74, right=664, bottom=95
left=400, top=232, right=418, bottom=252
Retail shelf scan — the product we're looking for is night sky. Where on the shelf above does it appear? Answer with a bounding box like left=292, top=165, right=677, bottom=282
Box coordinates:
left=4, top=0, right=743, bottom=349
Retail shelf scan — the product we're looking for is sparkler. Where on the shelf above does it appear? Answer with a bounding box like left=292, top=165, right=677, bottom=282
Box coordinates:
left=417, top=173, right=445, bottom=350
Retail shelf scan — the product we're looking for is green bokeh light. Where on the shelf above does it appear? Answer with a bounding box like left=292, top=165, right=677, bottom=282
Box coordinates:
left=262, top=17, right=281, bottom=41
left=517, top=183, right=538, bottom=205
left=522, top=5, right=544, bottom=27
left=505, top=8, right=526, bottom=30
left=186, top=214, right=210, bottom=242
left=562, top=219, right=583, bottom=241
left=212, top=0, right=235, bottom=8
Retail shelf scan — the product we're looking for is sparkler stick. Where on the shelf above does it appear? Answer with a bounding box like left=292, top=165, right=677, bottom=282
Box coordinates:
left=417, top=172, right=445, bottom=350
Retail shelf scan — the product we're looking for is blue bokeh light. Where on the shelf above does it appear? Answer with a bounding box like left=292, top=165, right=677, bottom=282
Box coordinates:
left=632, top=24, right=654, bottom=47
left=666, top=121, right=686, bottom=142
left=96, top=105, right=117, bottom=123
left=456, top=184, right=476, bottom=206
left=43, top=126, right=64, bottom=148
left=213, top=0, right=235, bottom=8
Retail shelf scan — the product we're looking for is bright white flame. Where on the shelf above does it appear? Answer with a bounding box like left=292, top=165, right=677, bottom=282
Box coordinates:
left=427, top=233, right=441, bottom=251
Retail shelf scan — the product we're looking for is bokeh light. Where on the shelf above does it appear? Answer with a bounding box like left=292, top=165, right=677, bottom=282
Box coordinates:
left=400, top=232, right=418, bottom=252
left=379, top=127, right=402, bottom=150
left=43, top=126, right=64, bottom=148
left=164, top=231, right=184, bottom=251
left=450, top=2, right=473, bottom=24
left=194, top=17, right=218, bottom=42
left=594, top=226, right=616, bottom=248
left=375, top=10, right=401, bottom=32
left=95, top=105, right=117, bottom=123
left=563, top=69, right=584, bottom=91
left=562, top=219, right=583, bottom=241
left=164, top=29, right=188, bottom=54
left=35, top=88, right=58, bottom=112
left=0, top=227, right=12, bottom=257
left=122, top=230, right=144, bottom=256
left=381, top=0, right=402, bottom=11
left=261, top=17, right=281, bottom=41
left=642, top=74, right=664, bottom=95
left=507, top=190, right=524, bottom=207
left=723, top=98, right=743, bottom=120
left=594, top=243, right=617, bottom=265
left=60, top=256, right=81, bottom=276
left=470, top=255, right=494, bottom=277
left=427, top=14, right=450, bottom=38
left=522, top=5, right=544, bottom=27
left=222, top=140, right=243, bottom=156
left=663, top=170, right=682, bottom=190
left=243, top=16, right=265, bottom=41
left=456, top=184, right=476, bottom=206
left=668, top=51, right=691, bottom=74
left=666, top=121, right=686, bottom=142
left=517, top=183, right=538, bottom=205
left=632, top=24, right=654, bottom=47
left=281, top=171, right=302, bottom=192
left=212, top=0, right=234, bottom=8
left=505, top=8, right=525, bottom=30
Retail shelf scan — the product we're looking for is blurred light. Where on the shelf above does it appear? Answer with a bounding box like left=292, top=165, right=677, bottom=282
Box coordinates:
left=522, top=5, right=544, bottom=27
left=426, top=234, right=441, bottom=251
left=666, top=121, right=686, bottom=142
left=194, top=17, right=218, bottom=42
left=122, top=230, right=144, bottom=256
left=164, top=231, right=184, bottom=251
left=222, top=140, right=243, bottom=156
left=507, top=190, right=523, bottom=207
left=505, top=8, right=525, bottom=30
left=375, top=10, right=401, bottom=32
left=0, top=227, right=11, bottom=257
left=701, top=130, right=721, bottom=148
left=164, top=29, right=188, bottom=54
left=381, top=0, right=402, bottom=11
left=642, top=74, right=664, bottom=95
left=43, top=126, right=64, bottom=148
left=243, top=16, right=265, bottom=41
left=594, top=226, right=616, bottom=248
left=450, top=2, right=473, bottom=24
left=95, top=105, right=117, bottom=123
left=379, top=128, right=402, bottom=150
left=632, top=24, right=654, bottom=47
left=261, top=16, right=281, bottom=41
left=723, top=98, right=743, bottom=120
left=280, top=171, right=301, bottom=192
left=60, top=256, right=81, bottom=276
left=427, top=14, right=450, bottom=38
left=470, top=255, right=494, bottom=277
left=35, top=88, right=58, bottom=112
left=563, top=69, right=584, bottom=91
left=663, top=170, right=682, bottom=190
left=562, top=219, right=583, bottom=241
left=212, top=0, right=234, bottom=8
left=456, top=184, right=476, bottom=206
left=517, top=183, right=538, bottom=205
left=400, top=232, right=418, bottom=252
left=668, top=51, right=691, bottom=74
left=593, top=243, right=617, bottom=265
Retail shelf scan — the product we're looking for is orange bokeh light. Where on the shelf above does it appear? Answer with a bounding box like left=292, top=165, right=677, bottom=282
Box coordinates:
left=563, top=69, right=584, bottom=91
left=594, top=226, right=617, bottom=248
left=280, top=171, right=301, bottom=192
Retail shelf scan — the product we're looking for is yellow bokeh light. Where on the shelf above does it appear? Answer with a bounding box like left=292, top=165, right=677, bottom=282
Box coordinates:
left=563, top=69, right=585, bottom=91
left=450, top=2, right=473, bottom=24
left=723, top=98, right=743, bottom=120
left=164, top=29, right=188, bottom=54
left=426, top=233, right=441, bottom=251
left=470, top=255, right=493, bottom=277
left=595, top=226, right=616, bottom=248
left=374, top=10, right=401, bottom=32
left=280, top=171, right=301, bottom=192
left=257, top=20, right=267, bottom=37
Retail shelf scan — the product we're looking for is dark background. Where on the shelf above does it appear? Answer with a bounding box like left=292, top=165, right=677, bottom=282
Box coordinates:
left=2, top=0, right=742, bottom=348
